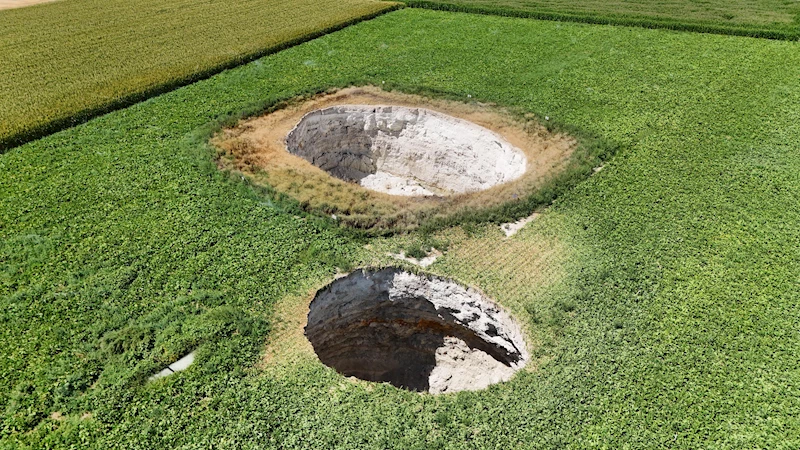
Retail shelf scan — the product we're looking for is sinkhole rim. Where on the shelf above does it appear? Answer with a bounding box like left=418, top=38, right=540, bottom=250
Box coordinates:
left=304, top=266, right=529, bottom=394
left=212, top=86, right=578, bottom=230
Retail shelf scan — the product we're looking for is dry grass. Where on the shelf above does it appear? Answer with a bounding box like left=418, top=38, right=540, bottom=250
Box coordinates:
left=424, top=220, right=572, bottom=370
left=258, top=289, right=317, bottom=372
left=213, top=86, right=576, bottom=231
left=435, top=225, right=567, bottom=315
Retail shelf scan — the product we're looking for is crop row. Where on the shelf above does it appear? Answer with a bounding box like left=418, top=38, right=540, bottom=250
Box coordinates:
left=405, top=0, right=800, bottom=40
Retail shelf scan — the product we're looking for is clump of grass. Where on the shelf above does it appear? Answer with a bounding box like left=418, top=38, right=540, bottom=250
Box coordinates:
left=404, top=244, right=429, bottom=259
left=556, top=299, right=577, bottom=313
left=400, top=234, right=450, bottom=259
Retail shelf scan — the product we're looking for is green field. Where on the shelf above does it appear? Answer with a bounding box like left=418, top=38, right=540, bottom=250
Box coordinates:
left=0, top=0, right=396, bottom=151
left=2, top=6, right=800, bottom=449
left=406, top=0, right=800, bottom=38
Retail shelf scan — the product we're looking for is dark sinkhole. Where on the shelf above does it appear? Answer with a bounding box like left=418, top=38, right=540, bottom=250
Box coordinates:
left=304, top=267, right=528, bottom=394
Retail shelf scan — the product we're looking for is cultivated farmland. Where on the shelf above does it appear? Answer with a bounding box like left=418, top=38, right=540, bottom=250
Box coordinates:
left=2, top=3, right=800, bottom=449
left=407, top=0, right=800, bottom=38
left=0, top=0, right=397, bottom=150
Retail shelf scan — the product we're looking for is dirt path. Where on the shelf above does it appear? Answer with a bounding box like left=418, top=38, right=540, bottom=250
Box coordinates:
left=0, top=0, right=59, bottom=11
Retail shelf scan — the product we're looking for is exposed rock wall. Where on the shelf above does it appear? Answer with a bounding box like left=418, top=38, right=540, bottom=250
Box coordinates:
left=286, top=105, right=527, bottom=196
left=305, top=268, right=528, bottom=393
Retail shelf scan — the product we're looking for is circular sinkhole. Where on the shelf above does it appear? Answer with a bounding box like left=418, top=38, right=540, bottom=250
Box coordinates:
left=286, top=105, right=527, bottom=196
left=305, top=267, right=529, bottom=394
left=214, top=87, right=578, bottom=230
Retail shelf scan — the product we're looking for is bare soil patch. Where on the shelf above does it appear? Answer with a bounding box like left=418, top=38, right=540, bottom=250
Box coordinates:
left=0, top=0, right=59, bottom=11
left=214, top=86, right=576, bottom=230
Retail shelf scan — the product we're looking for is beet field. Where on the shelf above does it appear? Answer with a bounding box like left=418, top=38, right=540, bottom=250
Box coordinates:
left=2, top=4, right=799, bottom=448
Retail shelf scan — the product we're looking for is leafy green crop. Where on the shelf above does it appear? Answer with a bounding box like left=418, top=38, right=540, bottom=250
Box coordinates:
left=0, top=0, right=398, bottom=152
left=1, top=8, right=799, bottom=448
left=405, top=0, right=800, bottom=40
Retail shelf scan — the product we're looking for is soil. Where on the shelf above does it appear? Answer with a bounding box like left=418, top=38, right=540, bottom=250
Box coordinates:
left=388, top=248, right=441, bottom=267
left=0, top=0, right=59, bottom=11
left=501, top=212, right=541, bottom=237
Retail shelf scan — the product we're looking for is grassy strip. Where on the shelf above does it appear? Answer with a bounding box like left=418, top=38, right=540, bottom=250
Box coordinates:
left=405, top=0, right=800, bottom=40
left=0, top=0, right=401, bottom=154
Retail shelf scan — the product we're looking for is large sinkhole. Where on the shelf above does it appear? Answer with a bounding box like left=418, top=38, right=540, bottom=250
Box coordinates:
left=286, top=105, right=527, bottom=196
left=305, top=267, right=529, bottom=394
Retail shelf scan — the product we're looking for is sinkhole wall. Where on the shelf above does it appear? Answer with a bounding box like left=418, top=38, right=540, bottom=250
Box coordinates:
left=305, top=267, right=528, bottom=393
left=286, top=105, right=527, bottom=196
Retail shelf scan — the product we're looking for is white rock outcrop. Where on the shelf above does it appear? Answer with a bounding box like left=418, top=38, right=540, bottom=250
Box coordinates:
left=286, top=106, right=527, bottom=196
left=501, top=212, right=540, bottom=237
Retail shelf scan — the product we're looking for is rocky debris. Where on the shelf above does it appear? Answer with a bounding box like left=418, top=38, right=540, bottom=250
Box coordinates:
left=305, top=268, right=528, bottom=393
left=429, top=336, right=517, bottom=394
left=148, top=351, right=195, bottom=381
left=286, top=105, right=527, bottom=196
left=501, top=212, right=540, bottom=237
left=388, top=248, right=441, bottom=267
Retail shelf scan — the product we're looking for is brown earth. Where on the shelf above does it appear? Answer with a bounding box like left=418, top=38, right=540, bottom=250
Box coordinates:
left=0, top=0, right=59, bottom=11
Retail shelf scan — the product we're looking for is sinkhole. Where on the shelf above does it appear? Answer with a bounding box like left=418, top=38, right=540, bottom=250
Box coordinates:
left=286, top=105, right=527, bottom=197
left=305, top=267, right=528, bottom=394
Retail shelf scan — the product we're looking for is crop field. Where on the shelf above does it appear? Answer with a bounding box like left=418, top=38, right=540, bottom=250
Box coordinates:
left=407, top=0, right=800, bottom=38
left=2, top=4, right=800, bottom=449
left=0, top=0, right=397, bottom=151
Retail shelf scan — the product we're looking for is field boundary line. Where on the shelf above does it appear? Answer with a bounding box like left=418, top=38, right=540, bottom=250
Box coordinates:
left=404, top=1, right=800, bottom=41
left=0, top=3, right=404, bottom=154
